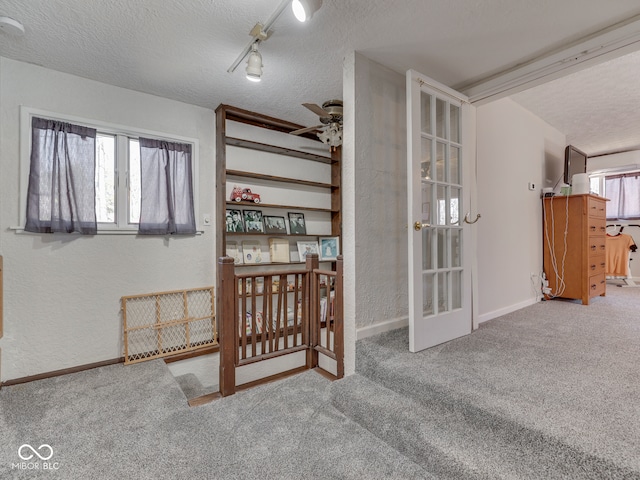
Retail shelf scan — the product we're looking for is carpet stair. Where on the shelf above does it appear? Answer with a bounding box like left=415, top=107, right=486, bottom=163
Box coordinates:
left=328, top=332, right=637, bottom=480
left=173, top=372, right=218, bottom=400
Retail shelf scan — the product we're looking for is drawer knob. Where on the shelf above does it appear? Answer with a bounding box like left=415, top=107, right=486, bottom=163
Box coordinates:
left=591, top=245, right=596, bottom=251
left=590, top=226, right=596, bottom=231
left=591, top=265, right=596, bottom=270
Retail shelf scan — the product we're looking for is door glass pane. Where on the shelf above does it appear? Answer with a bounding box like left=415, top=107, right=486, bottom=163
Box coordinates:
left=422, top=228, right=432, bottom=270
left=451, top=229, right=461, bottom=268
left=421, top=92, right=432, bottom=134
left=436, top=142, right=445, bottom=182
left=421, top=137, right=432, bottom=180
left=450, top=146, right=460, bottom=185
left=436, top=98, right=446, bottom=139
left=437, top=228, right=449, bottom=268
left=423, top=273, right=434, bottom=316
left=450, top=104, right=460, bottom=143
left=450, top=187, right=460, bottom=225
left=436, top=185, right=446, bottom=225
left=438, top=272, right=448, bottom=312
left=452, top=270, right=462, bottom=309
left=422, top=182, right=432, bottom=224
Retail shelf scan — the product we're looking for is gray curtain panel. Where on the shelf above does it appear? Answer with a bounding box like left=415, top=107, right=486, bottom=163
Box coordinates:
left=25, top=117, right=97, bottom=234
left=138, top=138, right=196, bottom=235
left=606, top=174, right=640, bottom=220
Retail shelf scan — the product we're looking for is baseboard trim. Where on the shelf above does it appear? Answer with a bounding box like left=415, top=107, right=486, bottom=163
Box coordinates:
left=356, top=316, right=408, bottom=340
left=478, top=297, right=538, bottom=324
left=1, top=357, right=125, bottom=387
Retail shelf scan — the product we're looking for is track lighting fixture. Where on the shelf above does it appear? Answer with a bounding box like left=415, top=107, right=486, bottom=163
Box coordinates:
left=292, top=0, right=322, bottom=22
left=228, top=0, right=323, bottom=81
left=245, top=43, right=263, bottom=82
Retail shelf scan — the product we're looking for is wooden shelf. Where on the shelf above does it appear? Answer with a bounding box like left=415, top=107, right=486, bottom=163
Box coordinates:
left=226, top=137, right=334, bottom=164
left=226, top=233, right=323, bottom=237
left=226, top=169, right=334, bottom=189
left=225, top=201, right=335, bottom=213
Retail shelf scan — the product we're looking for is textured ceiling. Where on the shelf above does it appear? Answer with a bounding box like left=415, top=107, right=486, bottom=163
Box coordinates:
left=1, top=0, right=640, bottom=154
left=511, top=49, right=640, bottom=157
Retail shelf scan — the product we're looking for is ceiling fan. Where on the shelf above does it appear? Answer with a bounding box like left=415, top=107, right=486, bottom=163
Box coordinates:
left=290, top=100, right=343, bottom=150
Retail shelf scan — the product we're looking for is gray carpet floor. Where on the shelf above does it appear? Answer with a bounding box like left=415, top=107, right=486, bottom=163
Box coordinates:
left=333, top=287, right=640, bottom=479
left=0, top=361, right=430, bottom=479
left=1, top=286, right=639, bottom=479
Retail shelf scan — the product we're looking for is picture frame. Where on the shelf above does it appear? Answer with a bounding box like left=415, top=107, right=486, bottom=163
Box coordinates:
left=288, top=212, right=307, bottom=235
left=296, top=240, right=319, bottom=261
left=225, top=209, right=245, bottom=232
left=319, top=236, right=340, bottom=261
left=264, top=215, right=288, bottom=234
left=243, top=210, right=264, bottom=233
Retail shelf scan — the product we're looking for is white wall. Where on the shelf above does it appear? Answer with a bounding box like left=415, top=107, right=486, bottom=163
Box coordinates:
left=0, top=58, right=216, bottom=381
left=346, top=53, right=409, bottom=345
left=476, top=98, right=566, bottom=322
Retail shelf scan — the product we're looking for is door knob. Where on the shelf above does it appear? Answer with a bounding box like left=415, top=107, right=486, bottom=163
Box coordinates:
left=414, top=221, right=431, bottom=231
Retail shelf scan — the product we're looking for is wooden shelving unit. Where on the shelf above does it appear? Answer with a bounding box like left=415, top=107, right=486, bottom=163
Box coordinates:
left=215, top=104, right=342, bottom=266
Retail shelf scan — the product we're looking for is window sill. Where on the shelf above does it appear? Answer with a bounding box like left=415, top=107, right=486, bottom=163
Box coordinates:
left=10, top=226, right=204, bottom=235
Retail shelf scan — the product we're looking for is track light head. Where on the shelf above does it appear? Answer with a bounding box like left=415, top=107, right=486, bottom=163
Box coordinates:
left=292, top=0, right=322, bottom=23
left=245, top=43, right=263, bottom=82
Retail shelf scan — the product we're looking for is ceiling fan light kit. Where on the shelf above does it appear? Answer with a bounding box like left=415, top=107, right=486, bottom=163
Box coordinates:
left=292, top=0, right=323, bottom=23
left=291, top=99, right=343, bottom=150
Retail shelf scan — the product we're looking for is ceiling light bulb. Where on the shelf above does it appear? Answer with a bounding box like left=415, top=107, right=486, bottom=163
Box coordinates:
left=292, top=0, right=322, bottom=22
left=245, top=43, right=263, bottom=82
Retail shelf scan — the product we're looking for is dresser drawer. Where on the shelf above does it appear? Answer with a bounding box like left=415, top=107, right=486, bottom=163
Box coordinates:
left=588, top=273, right=606, bottom=297
left=588, top=217, right=606, bottom=235
left=587, top=255, right=606, bottom=275
left=588, top=197, right=606, bottom=218
left=588, top=236, right=606, bottom=255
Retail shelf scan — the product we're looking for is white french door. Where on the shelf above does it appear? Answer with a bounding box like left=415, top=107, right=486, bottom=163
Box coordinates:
left=406, top=69, right=473, bottom=352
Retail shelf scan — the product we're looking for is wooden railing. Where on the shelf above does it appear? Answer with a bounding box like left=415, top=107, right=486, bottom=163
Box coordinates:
left=218, top=253, right=343, bottom=396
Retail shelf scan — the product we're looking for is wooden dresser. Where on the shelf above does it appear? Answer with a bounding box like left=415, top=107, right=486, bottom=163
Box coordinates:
left=542, top=194, right=607, bottom=305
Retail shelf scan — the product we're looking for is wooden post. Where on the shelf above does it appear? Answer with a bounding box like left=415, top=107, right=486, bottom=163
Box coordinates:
left=305, top=253, right=319, bottom=369
left=334, top=255, right=344, bottom=378
left=218, top=256, right=236, bottom=396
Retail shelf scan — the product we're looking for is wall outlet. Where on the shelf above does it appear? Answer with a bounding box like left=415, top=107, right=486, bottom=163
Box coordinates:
left=528, top=182, right=536, bottom=191
left=203, top=214, right=211, bottom=226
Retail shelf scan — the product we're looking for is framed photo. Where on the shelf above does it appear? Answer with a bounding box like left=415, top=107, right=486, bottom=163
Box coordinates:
left=243, top=210, right=264, bottom=233
left=297, top=241, right=319, bottom=261
left=288, top=212, right=307, bottom=235
left=226, top=209, right=245, bottom=232
left=264, top=215, right=288, bottom=234
left=319, top=236, right=340, bottom=261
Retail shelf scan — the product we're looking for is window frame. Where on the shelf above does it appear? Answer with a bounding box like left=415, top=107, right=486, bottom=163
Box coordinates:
left=18, top=106, right=200, bottom=234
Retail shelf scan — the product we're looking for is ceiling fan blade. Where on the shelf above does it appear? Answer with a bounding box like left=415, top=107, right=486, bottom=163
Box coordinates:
left=290, top=125, right=323, bottom=135
left=302, top=103, right=330, bottom=117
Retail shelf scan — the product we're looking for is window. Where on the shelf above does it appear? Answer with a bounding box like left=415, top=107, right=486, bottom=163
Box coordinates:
left=20, top=108, right=199, bottom=234
left=93, top=134, right=142, bottom=229
left=605, top=173, right=640, bottom=220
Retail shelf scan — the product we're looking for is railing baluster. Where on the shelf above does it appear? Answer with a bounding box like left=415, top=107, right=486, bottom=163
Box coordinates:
left=250, top=276, right=257, bottom=357
left=240, top=278, right=247, bottom=360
